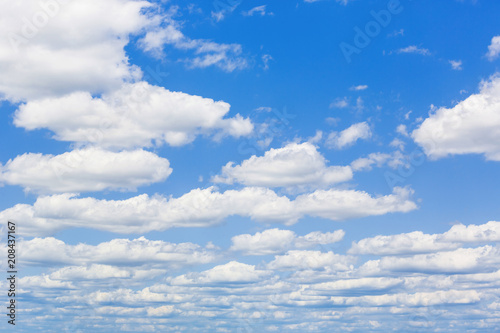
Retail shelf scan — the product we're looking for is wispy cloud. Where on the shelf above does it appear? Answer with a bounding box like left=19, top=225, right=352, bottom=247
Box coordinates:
left=396, top=45, right=431, bottom=56
left=449, top=60, right=463, bottom=70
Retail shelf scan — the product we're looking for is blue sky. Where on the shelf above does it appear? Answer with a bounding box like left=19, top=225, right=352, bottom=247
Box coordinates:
left=1, top=0, right=500, bottom=332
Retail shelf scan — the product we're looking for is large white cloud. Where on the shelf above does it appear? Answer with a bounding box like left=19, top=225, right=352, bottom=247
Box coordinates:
left=349, top=231, right=460, bottom=255
left=293, top=186, right=416, bottom=221
left=413, top=74, right=500, bottom=161
left=213, top=142, right=353, bottom=189
left=0, top=147, right=172, bottom=193
left=0, top=0, right=249, bottom=102
left=0, top=0, right=152, bottom=101
left=230, top=228, right=345, bottom=255
left=267, top=250, right=355, bottom=271
left=349, top=221, right=500, bottom=255
left=20, top=236, right=218, bottom=268
left=170, top=261, right=273, bottom=285
left=330, top=289, right=480, bottom=307
left=311, top=277, right=402, bottom=293
left=441, top=221, right=500, bottom=243
left=378, top=246, right=500, bottom=274
left=0, top=186, right=416, bottom=236
left=14, top=82, right=253, bottom=148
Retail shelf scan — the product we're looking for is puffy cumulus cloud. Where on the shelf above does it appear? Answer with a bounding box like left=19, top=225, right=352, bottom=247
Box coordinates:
left=312, top=277, right=403, bottom=293
left=171, top=261, right=273, bottom=285
left=0, top=1, right=249, bottom=101
left=326, top=122, right=372, bottom=149
left=0, top=0, right=152, bottom=101
left=378, top=246, right=500, bottom=274
left=293, top=186, right=417, bottom=221
left=230, top=228, right=345, bottom=255
left=0, top=147, right=171, bottom=193
left=350, top=221, right=500, bottom=255
left=267, top=250, right=355, bottom=271
left=486, top=36, right=500, bottom=61
left=20, top=237, right=218, bottom=268
left=49, top=264, right=132, bottom=281
left=441, top=221, right=500, bottom=243
left=0, top=186, right=416, bottom=236
left=20, top=275, right=75, bottom=290
left=212, top=142, right=353, bottom=189
left=331, top=290, right=480, bottom=307
left=146, top=305, right=177, bottom=317
left=412, top=74, right=500, bottom=161
left=0, top=187, right=296, bottom=236
left=14, top=82, right=253, bottom=149
left=349, top=231, right=459, bottom=255
left=56, top=287, right=176, bottom=306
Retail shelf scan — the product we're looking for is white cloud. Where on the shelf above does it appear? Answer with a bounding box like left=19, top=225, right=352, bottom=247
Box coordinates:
left=486, top=36, right=500, bottom=61
left=294, top=186, right=416, bottom=220
left=0, top=0, right=250, bottom=102
left=379, top=246, right=500, bottom=274
left=449, top=60, right=463, bottom=70
left=350, top=152, right=405, bottom=172
left=0, top=147, right=171, bottom=193
left=139, top=15, right=247, bottom=72
left=267, top=250, right=355, bottom=271
left=349, top=231, right=459, bottom=256
left=230, top=228, right=345, bottom=255
left=171, top=261, right=273, bottom=285
left=242, top=5, right=271, bottom=17
left=0, top=186, right=416, bottom=236
left=231, top=229, right=296, bottom=255
left=49, top=264, right=132, bottom=280
left=441, top=221, right=500, bottom=243
left=349, top=221, right=500, bottom=256
left=396, top=124, right=409, bottom=137
left=0, top=0, right=154, bottom=101
left=412, top=74, right=500, bottom=161
left=312, top=277, right=402, bottom=292
left=20, top=275, right=74, bottom=289
left=211, top=0, right=240, bottom=22
left=396, top=45, right=431, bottom=56
left=329, top=97, right=349, bottom=109
left=331, top=290, right=480, bottom=307
left=14, top=82, right=253, bottom=149
left=350, top=85, right=368, bottom=91
left=21, top=237, right=218, bottom=268
left=212, top=142, right=353, bottom=189
left=326, top=122, right=372, bottom=149
left=388, top=29, right=404, bottom=38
